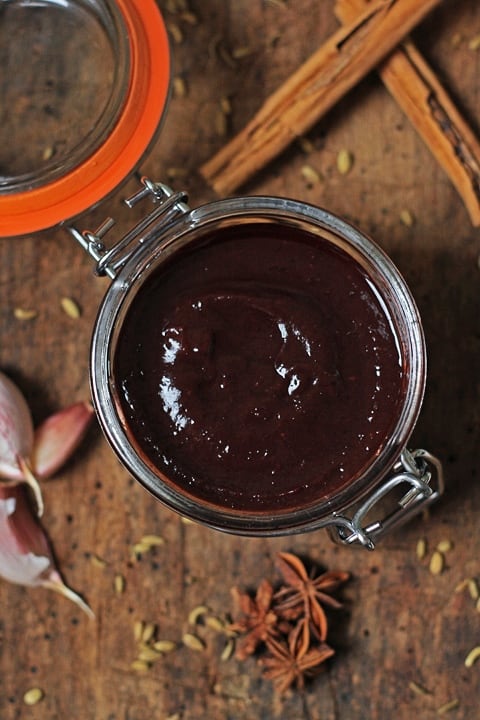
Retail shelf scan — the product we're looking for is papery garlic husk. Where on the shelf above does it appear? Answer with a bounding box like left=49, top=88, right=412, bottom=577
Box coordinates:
left=0, top=371, right=44, bottom=515
left=31, top=401, right=95, bottom=479
left=0, top=485, right=94, bottom=618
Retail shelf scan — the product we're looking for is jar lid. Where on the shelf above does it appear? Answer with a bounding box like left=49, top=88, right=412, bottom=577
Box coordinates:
left=0, top=0, right=170, bottom=238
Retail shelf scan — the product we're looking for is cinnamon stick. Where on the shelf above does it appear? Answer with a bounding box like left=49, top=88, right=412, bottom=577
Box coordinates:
left=335, top=0, right=480, bottom=226
left=200, top=0, right=443, bottom=195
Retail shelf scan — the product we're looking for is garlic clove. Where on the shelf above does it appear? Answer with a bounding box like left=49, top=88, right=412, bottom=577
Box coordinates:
left=0, top=485, right=51, bottom=582
left=30, top=401, right=95, bottom=480
left=0, top=493, right=50, bottom=585
left=0, top=371, right=34, bottom=482
left=0, top=485, right=94, bottom=618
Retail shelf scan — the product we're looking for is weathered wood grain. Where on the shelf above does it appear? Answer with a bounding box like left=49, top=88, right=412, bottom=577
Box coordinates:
left=0, top=1, right=479, bottom=718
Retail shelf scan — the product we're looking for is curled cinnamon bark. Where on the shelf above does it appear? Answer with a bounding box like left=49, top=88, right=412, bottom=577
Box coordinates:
left=200, top=0, right=443, bottom=195
left=335, top=0, right=480, bottom=226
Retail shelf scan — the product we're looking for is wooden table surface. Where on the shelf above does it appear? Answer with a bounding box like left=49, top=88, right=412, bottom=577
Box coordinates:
left=1, top=1, right=479, bottom=718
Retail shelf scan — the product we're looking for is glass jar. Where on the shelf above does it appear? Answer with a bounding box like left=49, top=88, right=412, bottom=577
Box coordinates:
left=84, top=182, right=443, bottom=548
left=0, top=0, right=170, bottom=237
left=0, top=2, right=443, bottom=548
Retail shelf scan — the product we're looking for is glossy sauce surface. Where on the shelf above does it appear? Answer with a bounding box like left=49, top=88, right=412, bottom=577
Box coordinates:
left=115, top=223, right=406, bottom=512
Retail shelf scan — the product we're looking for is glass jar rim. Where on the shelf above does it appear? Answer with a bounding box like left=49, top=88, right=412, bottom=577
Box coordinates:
left=0, top=0, right=170, bottom=238
left=91, top=195, right=427, bottom=536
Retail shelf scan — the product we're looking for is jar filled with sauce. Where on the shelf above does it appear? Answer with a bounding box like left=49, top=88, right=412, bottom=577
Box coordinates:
left=0, top=1, right=443, bottom=548
left=88, top=187, right=443, bottom=547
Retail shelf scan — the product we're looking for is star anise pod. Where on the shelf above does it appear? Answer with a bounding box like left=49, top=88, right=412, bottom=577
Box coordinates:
left=261, top=617, right=335, bottom=695
left=273, top=552, right=349, bottom=641
left=229, top=578, right=286, bottom=660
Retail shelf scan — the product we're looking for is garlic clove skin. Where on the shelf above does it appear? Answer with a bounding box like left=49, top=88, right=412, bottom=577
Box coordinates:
left=0, top=485, right=94, bottom=618
left=0, top=371, right=34, bottom=482
left=42, top=569, right=95, bottom=619
left=31, top=401, right=95, bottom=480
left=16, top=458, right=44, bottom=518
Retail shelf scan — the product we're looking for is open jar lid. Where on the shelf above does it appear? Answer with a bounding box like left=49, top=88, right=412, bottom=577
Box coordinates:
left=0, top=0, right=170, bottom=238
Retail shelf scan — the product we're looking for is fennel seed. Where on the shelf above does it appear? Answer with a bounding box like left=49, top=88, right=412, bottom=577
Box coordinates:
left=140, top=534, right=165, bottom=548
left=131, top=541, right=151, bottom=556
left=23, top=687, right=44, bottom=705
left=137, top=646, right=163, bottom=663
left=298, top=136, right=315, bottom=154
left=188, top=605, right=209, bottom=625
left=153, top=640, right=177, bottom=654
left=436, top=539, right=453, bottom=553
left=183, top=632, right=206, bottom=651
left=221, top=637, right=235, bottom=661
left=409, top=680, right=430, bottom=696
left=220, top=96, right=232, bottom=115
left=416, top=537, right=427, bottom=560
left=141, top=622, right=156, bottom=643
left=337, top=149, right=354, bottom=175
left=167, top=22, right=183, bottom=44
left=429, top=550, right=444, bottom=575
left=400, top=209, right=415, bottom=227
left=464, top=646, right=480, bottom=668
left=14, top=308, right=37, bottom=320
left=133, top=620, right=144, bottom=642
left=301, top=165, right=322, bottom=186
left=468, top=34, right=480, bottom=51
left=205, top=615, right=226, bottom=632
left=90, top=554, right=107, bottom=569
left=114, top=574, right=125, bottom=594
left=231, top=46, right=253, bottom=60
left=468, top=578, right=479, bottom=600
left=173, top=76, right=187, bottom=98
left=180, top=10, right=198, bottom=24
left=166, top=167, right=188, bottom=181
left=436, top=698, right=460, bottom=715
left=454, top=578, right=470, bottom=593
left=42, top=146, right=54, bottom=161
left=130, top=659, right=150, bottom=673
left=60, top=297, right=81, bottom=319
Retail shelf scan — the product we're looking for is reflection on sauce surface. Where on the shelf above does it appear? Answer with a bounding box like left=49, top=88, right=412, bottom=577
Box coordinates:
left=114, top=223, right=406, bottom=512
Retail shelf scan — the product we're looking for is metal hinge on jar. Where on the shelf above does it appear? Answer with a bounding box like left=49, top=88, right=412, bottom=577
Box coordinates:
left=66, top=177, right=189, bottom=279
left=328, top=449, right=444, bottom=549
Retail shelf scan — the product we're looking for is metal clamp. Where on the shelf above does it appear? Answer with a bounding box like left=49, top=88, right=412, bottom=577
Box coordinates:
left=65, top=177, right=189, bottom=279
left=328, top=449, right=444, bottom=549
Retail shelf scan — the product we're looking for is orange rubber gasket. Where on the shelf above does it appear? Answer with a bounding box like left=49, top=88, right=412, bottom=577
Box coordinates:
left=0, top=0, right=170, bottom=238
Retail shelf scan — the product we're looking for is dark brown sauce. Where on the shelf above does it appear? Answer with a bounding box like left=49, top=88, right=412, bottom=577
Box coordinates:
left=114, top=223, right=406, bottom=512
